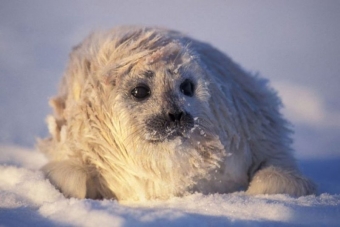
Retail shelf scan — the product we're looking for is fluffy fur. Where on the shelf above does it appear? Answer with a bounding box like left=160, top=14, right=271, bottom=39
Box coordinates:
left=38, top=26, right=316, bottom=201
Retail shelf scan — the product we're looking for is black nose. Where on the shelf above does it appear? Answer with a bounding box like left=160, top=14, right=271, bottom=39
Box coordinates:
left=168, top=111, right=184, bottom=122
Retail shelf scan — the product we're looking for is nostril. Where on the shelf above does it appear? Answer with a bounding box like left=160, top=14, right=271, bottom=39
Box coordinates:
left=168, top=111, right=184, bottom=122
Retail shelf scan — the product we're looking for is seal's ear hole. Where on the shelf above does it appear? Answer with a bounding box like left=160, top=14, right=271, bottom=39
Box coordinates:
left=84, top=59, right=91, bottom=72
left=103, top=73, right=117, bottom=86
left=180, top=79, right=195, bottom=97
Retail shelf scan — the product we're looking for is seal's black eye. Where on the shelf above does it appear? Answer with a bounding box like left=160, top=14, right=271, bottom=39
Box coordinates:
left=131, top=84, right=151, bottom=100
left=180, top=79, right=194, bottom=97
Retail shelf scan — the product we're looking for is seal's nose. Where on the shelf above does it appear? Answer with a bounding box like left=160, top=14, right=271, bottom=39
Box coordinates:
left=168, top=111, right=184, bottom=122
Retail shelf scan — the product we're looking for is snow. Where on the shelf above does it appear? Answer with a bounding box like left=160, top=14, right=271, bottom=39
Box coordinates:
left=0, top=147, right=339, bottom=226
left=1, top=1, right=340, bottom=226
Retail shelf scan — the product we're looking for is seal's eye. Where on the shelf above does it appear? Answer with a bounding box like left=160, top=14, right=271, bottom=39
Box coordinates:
left=180, top=79, right=194, bottom=97
left=131, top=84, right=151, bottom=100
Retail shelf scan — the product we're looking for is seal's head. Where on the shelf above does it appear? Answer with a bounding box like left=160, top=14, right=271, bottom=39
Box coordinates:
left=91, top=29, right=213, bottom=146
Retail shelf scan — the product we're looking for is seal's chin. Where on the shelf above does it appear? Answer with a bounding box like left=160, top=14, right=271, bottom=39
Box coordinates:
left=144, top=128, right=191, bottom=143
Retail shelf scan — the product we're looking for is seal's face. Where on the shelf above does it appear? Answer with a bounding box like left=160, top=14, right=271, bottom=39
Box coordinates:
left=133, top=71, right=196, bottom=142
left=112, top=45, right=211, bottom=143
left=120, top=67, right=198, bottom=143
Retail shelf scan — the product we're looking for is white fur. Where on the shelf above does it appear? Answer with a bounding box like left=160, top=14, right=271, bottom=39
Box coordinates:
left=38, top=26, right=315, bottom=201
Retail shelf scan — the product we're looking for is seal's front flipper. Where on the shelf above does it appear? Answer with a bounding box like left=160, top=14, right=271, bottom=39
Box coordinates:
left=246, top=166, right=316, bottom=197
left=42, top=160, right=90, bottom=199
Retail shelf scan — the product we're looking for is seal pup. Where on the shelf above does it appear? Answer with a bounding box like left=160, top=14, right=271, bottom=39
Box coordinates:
left=38, top=26, right=315, bottom=201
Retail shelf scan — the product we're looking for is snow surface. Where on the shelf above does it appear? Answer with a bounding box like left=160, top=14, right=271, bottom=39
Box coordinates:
left=1, top=1, right=340, bottom=226
left=0, top=146, right=339, bottom=227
